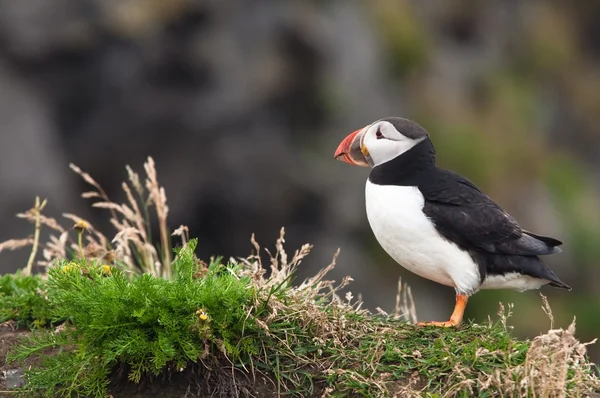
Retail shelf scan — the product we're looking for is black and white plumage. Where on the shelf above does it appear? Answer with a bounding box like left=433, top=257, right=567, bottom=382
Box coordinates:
left=334, top=116, right=570, bottom=327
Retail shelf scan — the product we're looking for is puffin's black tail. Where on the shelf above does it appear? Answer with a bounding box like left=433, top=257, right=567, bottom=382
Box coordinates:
left=480, top=253, right=571, bottom=291
left=520, top=232, right=569, bottom=289
left=549, top=279, right=571, bottom=290
left=521, top=256, right=571, bottom=290
left=523, top=230, right=571, bottom=290
left=522, top=230, right=563, bottom=254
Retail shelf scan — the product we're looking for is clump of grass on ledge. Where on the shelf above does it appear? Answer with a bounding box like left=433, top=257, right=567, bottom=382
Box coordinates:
left=7, top=231, right=600, bottom=397
left=0, top=157, right=186, bottom=339
left=9, top=239, right=258, bottom=397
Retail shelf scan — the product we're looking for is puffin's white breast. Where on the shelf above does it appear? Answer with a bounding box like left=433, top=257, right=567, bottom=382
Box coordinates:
left=365, top=180, right=481, bottom=294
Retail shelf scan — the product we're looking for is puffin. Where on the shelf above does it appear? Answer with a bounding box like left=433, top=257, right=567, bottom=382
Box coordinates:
left=334, top=116, right=570, bottom=327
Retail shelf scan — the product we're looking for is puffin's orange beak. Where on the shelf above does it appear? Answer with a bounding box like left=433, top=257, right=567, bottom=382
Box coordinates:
left=334, top=128, right=369, bottom=167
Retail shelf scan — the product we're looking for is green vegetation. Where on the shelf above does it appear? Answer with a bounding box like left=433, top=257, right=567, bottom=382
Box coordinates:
left=0, top=272, right=53, bottom=329
left=3, top=238, right=599, bottom=397
left=8, top=240, right=260, bottom=396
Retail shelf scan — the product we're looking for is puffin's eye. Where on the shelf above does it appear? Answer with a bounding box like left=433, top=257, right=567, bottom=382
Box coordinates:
left=375, top=130, right=384, bottom=139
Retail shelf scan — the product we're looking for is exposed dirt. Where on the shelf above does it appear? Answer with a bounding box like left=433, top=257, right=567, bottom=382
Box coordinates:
left=1, top=322, right=31, bottom=396
left=108, top=362, right=284, bottom=398
left=0, top=323, right=323, bottom=397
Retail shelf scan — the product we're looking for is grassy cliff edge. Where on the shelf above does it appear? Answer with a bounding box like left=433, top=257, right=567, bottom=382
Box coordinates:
left=1, top=235, right=599, bottom=397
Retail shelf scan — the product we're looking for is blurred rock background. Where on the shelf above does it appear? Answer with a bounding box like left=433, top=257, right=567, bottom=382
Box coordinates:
left=1, top=0, right=599, bottom=359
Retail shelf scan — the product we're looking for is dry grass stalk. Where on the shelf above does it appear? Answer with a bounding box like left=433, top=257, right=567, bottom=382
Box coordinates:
left=21, top=197, right=47, bottom=276
left=239, top=228, right=408, bottom=329
left=519, top=296, right=598, bottom=397
left=540, top=293, right=555, bottom=330
left=144, top=157, right=171, bottom=277
left=69, top=163, right=117, bottom=220
left=0, top=238, right=34, bottom=254
left=42, top=232, right=69, bottom=265
left=498, top=320, right=597, bottom=397
left=235, top=228, right=420, bottom=385
left=472, top=298, right=600, bottom=397
left=68, top=156, right=177, bottom=278
left=497, top=301, right=514, bottom=331
left=172, top=225, right=190, bottom=250
left=394, top=277, right=418, bottom=324
left=1, top=157, right=185, bottom=279
left=236, top=229, right=354, bottom=347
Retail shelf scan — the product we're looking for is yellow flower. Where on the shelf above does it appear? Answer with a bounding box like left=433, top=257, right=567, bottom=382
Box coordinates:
left=61, top=262, right=78, bottom=273
left=100, top=265, right=112, bottom=276
left=33, top=319, right=46, bottom=329
left=196, top=309, right=209, bottom=321
left=73, top=220, right=89, bottom=232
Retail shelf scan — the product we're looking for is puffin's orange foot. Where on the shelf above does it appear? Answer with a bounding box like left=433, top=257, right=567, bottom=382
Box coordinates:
left=417, top=319, right=460, bottom=327
left=416, top=293, right=469, bottom=328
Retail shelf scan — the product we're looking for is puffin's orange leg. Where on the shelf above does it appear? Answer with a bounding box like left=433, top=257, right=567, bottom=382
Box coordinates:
left=417, top=294, right=468, bottom=327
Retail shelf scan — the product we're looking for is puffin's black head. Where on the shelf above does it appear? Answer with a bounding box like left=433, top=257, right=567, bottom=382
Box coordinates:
left=334, top=117, right=432, bottom=167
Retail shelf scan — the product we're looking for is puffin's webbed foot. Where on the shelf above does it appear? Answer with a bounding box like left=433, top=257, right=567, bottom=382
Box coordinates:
left=416, top=293, right=468, bottom=328
left=417, top=319, right=460, bottom=327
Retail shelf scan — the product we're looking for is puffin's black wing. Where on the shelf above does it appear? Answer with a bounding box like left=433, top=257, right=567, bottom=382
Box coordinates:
left=421, top=169, right=562, bottom=256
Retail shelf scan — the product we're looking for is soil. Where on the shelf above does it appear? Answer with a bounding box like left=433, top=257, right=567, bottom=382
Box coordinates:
left=0, top=323, right=323, bottom=397
left=1, top=322, right=31, bottom=396
left=107, top=362, right=283, bottom=398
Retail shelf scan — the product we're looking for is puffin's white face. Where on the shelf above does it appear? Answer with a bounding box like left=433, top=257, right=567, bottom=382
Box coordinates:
left=359, top=121, right=426, bottom=167
left=334, top=117, right=430, bottom=168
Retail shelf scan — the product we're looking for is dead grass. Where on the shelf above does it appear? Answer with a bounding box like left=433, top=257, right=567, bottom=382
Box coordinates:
left=226, top=228, right=600, bottom=397
left=1, top=157, right=181, bottom=279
